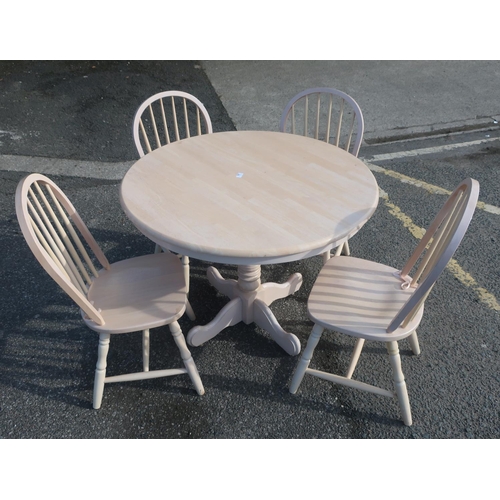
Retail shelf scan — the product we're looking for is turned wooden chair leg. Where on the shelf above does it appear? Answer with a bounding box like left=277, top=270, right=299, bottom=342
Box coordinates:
left=290, top=323, right=324, bottom=393
left=93, top=333, right=110, bottom=409
left=386, top=341, right=412, bottom=426
left=181, top=255, right=190, bottom=294
left=322, top=239, right=350, bottom=264
left=142, top=329, right=150, bottom=372
left=342, top=240, right=351, bottom=256
left=185, top=300, right=196, bottom=321
left=181, top=255, right=196, bottom=321
left=322, top=250, right=331, bottom=264
left=408, top=331, right=421, bottom=355
left=346, top=338, right=365, bottom=379
left=169, top=321, right=204, bottom=395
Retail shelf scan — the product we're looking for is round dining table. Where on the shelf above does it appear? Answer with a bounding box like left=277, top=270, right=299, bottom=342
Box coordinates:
left=120, top=130, right=379, bottom=355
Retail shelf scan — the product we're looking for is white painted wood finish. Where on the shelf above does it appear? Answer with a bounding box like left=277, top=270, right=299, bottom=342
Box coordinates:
left=16, top=174, right=204, bottom=409
left=279, top=88, right=365, bottom=260
left=121, top=131, right=378, bottom=264
left=133, top=90, right=214, bottom=315
left=133, top=90, right=213, bottom=158
left=290, top=178, right=480, bottom=425
left=120, top=131, right=379, bottom=355
left=279, top=87, right=364, bottom=157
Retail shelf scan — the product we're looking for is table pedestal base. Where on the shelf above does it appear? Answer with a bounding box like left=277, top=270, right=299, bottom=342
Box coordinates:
left=186, top=265, right=303, bottom=355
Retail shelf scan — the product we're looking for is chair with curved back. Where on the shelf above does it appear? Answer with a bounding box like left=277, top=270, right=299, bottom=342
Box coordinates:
left=16, top=173, right=205, bottom=409
left=133, top=90, right=213, bottom=157
left=289, top=178, right=479, bottom=426
left=133, top=90, right=214, bottom=320
left=279, top=87, right=365, bottom=261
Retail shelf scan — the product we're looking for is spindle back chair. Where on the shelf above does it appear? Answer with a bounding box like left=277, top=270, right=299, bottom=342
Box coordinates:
left=280, top=88, right=365, bottom=260
left=16, top=173, right=204, bottom=409
left=132, top=90, right=213, bottom=298
left=279, top=87, right=364, bottom=156
left=133, top=90, right=213, bottom=157
left=289, top=178, right=479, bottom=426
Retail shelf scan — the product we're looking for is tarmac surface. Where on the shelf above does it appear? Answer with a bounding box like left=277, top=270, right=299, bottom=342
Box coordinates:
left=1, top=61, right=499, bottom=439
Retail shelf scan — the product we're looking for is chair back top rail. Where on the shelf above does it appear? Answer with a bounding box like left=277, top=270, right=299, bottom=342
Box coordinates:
left=388, top=178, right=480, bottom=333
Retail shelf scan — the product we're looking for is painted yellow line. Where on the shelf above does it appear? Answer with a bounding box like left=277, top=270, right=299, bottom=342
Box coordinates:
left=367, top=163, right=500, bottom=215
left=381, top=192, right=500, bottom=311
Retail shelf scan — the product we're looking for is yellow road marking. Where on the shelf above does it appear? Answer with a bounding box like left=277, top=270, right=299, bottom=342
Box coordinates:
left=367, top=163, right=500, bottom=215
left=381, top=192, right=500, bottom=311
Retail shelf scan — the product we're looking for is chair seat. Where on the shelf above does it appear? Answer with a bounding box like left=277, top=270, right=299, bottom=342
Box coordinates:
left=84, top=252, right=187, bottom=334
left=307, top=256, right=424, bottom=342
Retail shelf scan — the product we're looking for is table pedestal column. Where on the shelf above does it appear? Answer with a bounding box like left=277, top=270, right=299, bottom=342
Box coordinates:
left=186, top=265, right=303, bottom=355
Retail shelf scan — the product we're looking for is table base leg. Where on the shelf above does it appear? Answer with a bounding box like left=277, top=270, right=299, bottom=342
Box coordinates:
left=186, top=265, right=303, bottom=355
left=253, top=299, right=301, bottom=355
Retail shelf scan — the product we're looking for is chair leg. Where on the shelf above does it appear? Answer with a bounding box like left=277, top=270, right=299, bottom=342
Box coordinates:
left=93, top=333, right=110, bottom=409
left=322, top=250, right=331, bottom=265
left=321, top=237, right=352, bottom=262
left=142, top=329, right=150, bottom=372
left=346, top=338, right=365, bottom=379
left=342, top=240, right=351, bottom=256
left=181, top=255, right=196, bottom=321
left=185, top=299, right=196, bottom=321
left=181, top=255, right=190, bottom=294
left=408, top=331, right=421, bottom=355
left=169, top=321, right=205, bottom=395
left=154, top=243, right=162, bottom=254
left=289, top=323, right=324, bottom=394
left=386, top=341, right=412, bottom=426
left=329, top=240, right=350, bottom=258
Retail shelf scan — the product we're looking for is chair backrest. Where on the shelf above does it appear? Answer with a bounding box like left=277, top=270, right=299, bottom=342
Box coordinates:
left=279, top=87, right=365, bottom=157
left=133, top=90, right=213, bottom=157
left=387, top=178, right=480, bottom=333
left=15, top=173, right=109, bottom=326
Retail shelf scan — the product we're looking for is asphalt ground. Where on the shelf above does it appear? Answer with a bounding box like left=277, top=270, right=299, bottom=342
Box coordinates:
left=0, top=60, right=236, bottom=160
left=1, top=62, right=499, bottom=444
left=202, top=60, right=500, bottom=141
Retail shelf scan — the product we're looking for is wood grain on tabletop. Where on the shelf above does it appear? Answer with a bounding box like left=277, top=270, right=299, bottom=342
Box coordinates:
left=120, top=131, right=379, bottom=261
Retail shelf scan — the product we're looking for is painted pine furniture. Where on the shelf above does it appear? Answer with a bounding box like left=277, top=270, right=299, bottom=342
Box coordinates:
left=16, top=174, right=204, bottom=409
left=133, top=90, right=214, bottom=320
left=289, top=178, right=479, bottom=425
left=120, top=130, right=379, bottom=356
left=133, top=90, right=213, bottom=157
left=279, top=88, right=365, bottom=261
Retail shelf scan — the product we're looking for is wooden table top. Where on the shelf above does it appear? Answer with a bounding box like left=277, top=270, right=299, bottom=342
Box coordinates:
left=120, top=130, right=379, bottom=265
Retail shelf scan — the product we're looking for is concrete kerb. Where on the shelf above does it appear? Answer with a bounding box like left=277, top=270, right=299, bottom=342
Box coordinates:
left=363, top=117, right=500, bottom=145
